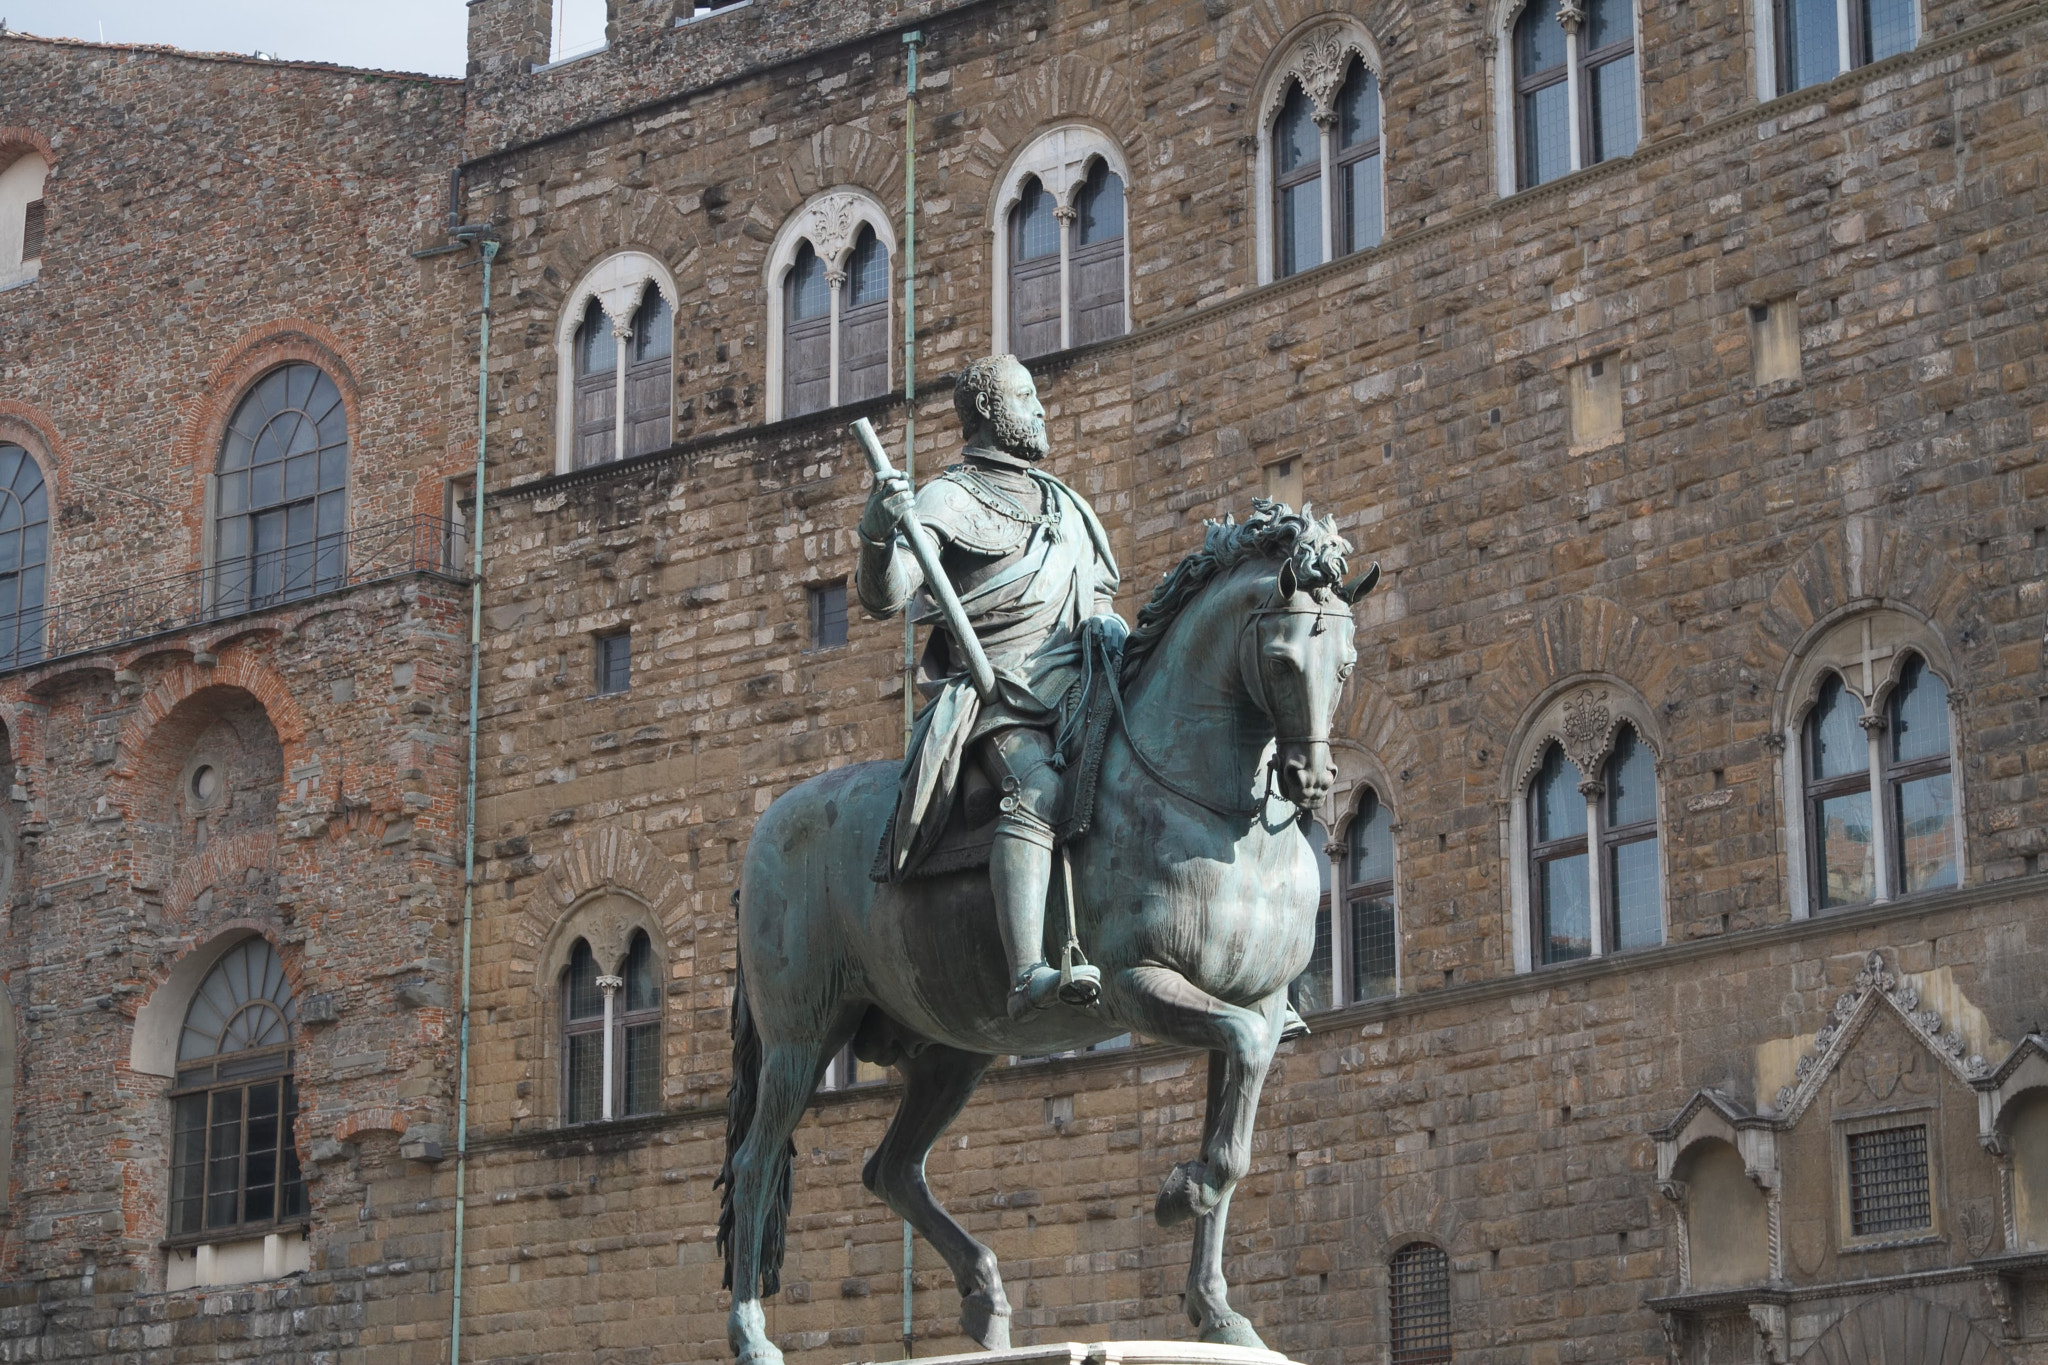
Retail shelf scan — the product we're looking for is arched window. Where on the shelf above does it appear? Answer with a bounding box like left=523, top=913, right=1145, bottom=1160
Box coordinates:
left=0, top=152, right=46, bottom=287
left=767, top=192, right=896, bottom=421
left=1272, top=83, right=1322, bottom=278
left=1069, top=160, right=1127, bottom=347
left=839, top=226, right=891, bottom=404
left=215, top=363, right=347, bottom=613
left=1335, top=63, right=1384, bottom=256
left=1008, top=176, right=1063, bottom=357
left=1602, top=725, right=1660, bottom=950
left=1530, top=742, right=1591, bottom=963
left=169, top=938, right=306, bottom=1241
left=1388, top=1241, right=1453, bottom=1363
left=1512, top=691, right=1664, bottom=971
left=1508, top=0, right=1638, bottom=191
left=1773, top=0, right=1915, bottom=95
left=554, top=253, right=677, bottom=471
left=991, top=128, right=1131, bottom=355
left=1799, top=651, right=1956, bottom=910
left=562, top=930, right=661, bottom=1123
left=0, top=445, right=48, bottom=670
left=1288, top=786, right=1399, bottom=1013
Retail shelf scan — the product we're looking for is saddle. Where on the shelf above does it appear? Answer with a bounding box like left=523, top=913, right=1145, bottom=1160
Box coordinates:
left=869, top=628, right=1119, bottom=883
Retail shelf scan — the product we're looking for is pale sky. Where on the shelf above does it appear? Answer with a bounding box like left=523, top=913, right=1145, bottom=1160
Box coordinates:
left=2, top=1, right=475, bottom=77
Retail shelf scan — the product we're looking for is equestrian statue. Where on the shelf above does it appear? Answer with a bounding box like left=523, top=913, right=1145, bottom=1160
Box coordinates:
left=718, top=354, right=1378, bottom=1363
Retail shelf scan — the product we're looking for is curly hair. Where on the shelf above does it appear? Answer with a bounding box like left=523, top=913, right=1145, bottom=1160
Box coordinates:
left=953, top=354, right=1020, bottom=433
left=1119, top=499, right=1354, bottom=687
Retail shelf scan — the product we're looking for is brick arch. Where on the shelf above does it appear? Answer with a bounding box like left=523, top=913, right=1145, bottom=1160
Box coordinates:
left=1474, top=596, right=1671, bottom=750
left=159, top=828, right=280, bottom=926
left=108, top=655, right=310, bottom=837
left=1217, top=1, right=1414, bottom=110
left=511, top=827, right=690, bottom=973
left=754, top=126, right=904, bottom=232
left=0, top=128, right=56, bottom=169
left=960, top=53, right=1145, bottom=196
left=1744, top=516, right=1989, bottom=704
left=333, top=1107, right=410, bottom=1142
left=173, top=320, right=366, bottom=562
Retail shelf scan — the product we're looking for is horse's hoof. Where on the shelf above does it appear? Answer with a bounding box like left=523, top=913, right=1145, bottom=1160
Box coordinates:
left=1154, top=1160, right=1212, bottom=1227
left=961, top=1291, right=1013, bottom=1351
left=1198, top=1312, right=1266, bottom=1350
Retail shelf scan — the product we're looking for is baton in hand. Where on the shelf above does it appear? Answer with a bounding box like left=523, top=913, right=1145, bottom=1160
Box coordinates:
left=850, top=417, right=999, bottom=704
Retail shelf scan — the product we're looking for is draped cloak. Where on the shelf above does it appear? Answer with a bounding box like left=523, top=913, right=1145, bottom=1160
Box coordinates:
left=858, top=458, right=1121, bottom=877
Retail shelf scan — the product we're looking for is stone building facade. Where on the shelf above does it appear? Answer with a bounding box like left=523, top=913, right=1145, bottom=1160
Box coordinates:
left=2, top=0, right=2047, bottom=1360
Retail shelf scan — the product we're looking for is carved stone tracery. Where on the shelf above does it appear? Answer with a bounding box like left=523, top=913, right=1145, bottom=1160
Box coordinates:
left=801, top=191, right=866, bottom=271
left=1773, top=949, right=1989, bottom=1120
left=1271, top=24, right=1377, bottom=126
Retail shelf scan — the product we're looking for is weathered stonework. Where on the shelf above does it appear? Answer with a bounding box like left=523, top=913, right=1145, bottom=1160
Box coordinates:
left=1, top=0, right=2046, bottom=1360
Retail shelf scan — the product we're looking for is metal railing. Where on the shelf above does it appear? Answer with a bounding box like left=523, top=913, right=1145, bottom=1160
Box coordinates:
left=0, top=513, right=468, bottom=676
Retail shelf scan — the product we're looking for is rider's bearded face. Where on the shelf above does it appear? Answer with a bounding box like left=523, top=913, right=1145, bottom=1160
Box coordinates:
left=986, top=365, right=1049, bottom=459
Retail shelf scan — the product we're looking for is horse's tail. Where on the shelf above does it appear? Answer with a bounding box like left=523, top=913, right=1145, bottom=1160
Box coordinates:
left=714, top=949, right=794, bottom=1296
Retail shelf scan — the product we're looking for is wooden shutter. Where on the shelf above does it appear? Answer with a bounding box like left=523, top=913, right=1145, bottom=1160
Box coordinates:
left=573, top=372, right=616, bottom=468
left=21, top=201, right=44, bottom=260
left=1069, top=237, right=1124, bottom=347
left=839, top=299, right=889, bottom=404
left=624, top=355, right=670, bottom=456
left=1010, top=254, right=1061, bottom=359
left=784, top=313, right=830, bottom=417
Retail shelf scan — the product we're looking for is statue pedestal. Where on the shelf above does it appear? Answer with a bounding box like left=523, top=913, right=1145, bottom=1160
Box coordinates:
left=886, top=1345, right=1299, bottom=1365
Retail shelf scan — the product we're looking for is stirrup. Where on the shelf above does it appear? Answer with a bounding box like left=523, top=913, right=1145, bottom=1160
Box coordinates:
left=1008, top=962, right=1099, bottom=1020
left=1279, top=1003, right=1310, bottom=1042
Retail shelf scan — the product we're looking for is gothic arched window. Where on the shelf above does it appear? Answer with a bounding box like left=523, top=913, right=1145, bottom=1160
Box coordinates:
left=1008, top=176, right=1062, bottom=358
left=1069, top=159, right=1127, bottom=348
left=1288, top=785, right=1399, bottom=1012
left=1272, top=81, right=1322, bottom=278
left=769, top=198, right=895, bottom=422
left=215, top=363, right=348, bottom=613
left=1530, top=742, right=1591, bottom=963
left=169, top=938, right=306, bottom=1240
left=555, top=253, right=678, bottom=470
left=993, top=129, right=1131, bottom=356
left=562, top=929, right=661, bottom=1124
left=839, top=225, right=891, bottom=404
left=1602, top=724, right=1661, bottom=950
left=0, top=444, right=48, bottom=670
left=1804, top=671, right=1874, bottom=910
left=1335, top=62, right=1383, bottom=255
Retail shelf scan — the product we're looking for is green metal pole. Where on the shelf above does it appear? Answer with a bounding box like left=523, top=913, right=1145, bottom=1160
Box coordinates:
left=901, top=32, right=922, bottom=1358
left=449, top=235, right=496, bottom=1365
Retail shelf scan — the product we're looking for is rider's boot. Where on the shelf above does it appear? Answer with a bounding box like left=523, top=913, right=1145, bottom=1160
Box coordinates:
left=992, top=822, right=1100, bottom=1020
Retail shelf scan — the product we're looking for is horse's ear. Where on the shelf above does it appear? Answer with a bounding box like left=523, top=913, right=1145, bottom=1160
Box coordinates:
left=1339, top=563, right=1381, bottom=603
left=1277, top=560, right=1299, bottom=601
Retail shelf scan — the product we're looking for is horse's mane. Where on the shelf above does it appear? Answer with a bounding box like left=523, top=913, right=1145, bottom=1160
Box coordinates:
left=1119, top=499, right=1354, bottom=687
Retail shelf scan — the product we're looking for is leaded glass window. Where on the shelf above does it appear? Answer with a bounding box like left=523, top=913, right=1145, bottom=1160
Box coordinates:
left=1515, top=0, right=1571, bottom=189
left=1531, top=742, right=1591, bottom=963
left=1273, top=82, right=1323, bottom=277
left=215, top=364, right=347, bottom=612
left=0, top=444, right=48, bottom=670
left=1335, top=63, right=1383, bottom=255
left=1805, top=672, right=1876, bottom=909
left=169, top=938, right=307, bottom=1241
left=1602, top=725, right=1660, bottom=950
left=1347, top=787, right=1397, bottom=1000
left=562, top=930, right=662, bottom=1124
left=1583, top=0, right=1638, bottom=164
left=1886, top=655, right=1955, bottom=895
left=1512, top=0, right=1636, bottom=189
left=1778, top=0, right=1916, bottom=93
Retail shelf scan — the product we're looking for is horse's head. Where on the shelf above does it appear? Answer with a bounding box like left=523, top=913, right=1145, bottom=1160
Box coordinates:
left=1243, top=543, right=1378, bottom=809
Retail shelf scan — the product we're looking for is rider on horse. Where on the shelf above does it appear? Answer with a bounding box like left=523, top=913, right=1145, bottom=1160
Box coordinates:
left=857, top=354, right=1120, bottom=1020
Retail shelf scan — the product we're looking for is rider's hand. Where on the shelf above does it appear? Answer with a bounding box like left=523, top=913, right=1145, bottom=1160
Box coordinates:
left=860, top=471, right=915, bottom=542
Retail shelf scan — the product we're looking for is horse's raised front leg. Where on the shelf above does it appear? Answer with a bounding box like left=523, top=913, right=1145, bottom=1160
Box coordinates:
left=1111, top=966, right=1282, bottom=1346
left=725, top=1044, right=824, bottom=1365
left=861, top=1045, right=1011, bottom=1351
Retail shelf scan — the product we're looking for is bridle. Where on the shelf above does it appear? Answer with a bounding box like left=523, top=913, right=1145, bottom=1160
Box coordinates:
left=1109, top=590, right=1353, bottom=823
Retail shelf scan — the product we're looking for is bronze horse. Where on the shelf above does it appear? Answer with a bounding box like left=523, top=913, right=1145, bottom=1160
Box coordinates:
left=719, top=503, right=1374, bottom=1362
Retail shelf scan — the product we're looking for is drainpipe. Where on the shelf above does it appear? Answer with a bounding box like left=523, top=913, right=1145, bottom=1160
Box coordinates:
left=900, top=32, right=922, bottom=1357
left=446, top=225, right=497, bottom=1365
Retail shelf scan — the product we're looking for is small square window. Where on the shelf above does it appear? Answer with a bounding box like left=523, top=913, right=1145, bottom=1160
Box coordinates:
left=595, top=631, right=631, bottom=694
left=809, top=580, right=848, bottom=650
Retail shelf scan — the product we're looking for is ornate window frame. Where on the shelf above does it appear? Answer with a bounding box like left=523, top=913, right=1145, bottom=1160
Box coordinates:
left=989, top=126, right=1131, bottom=356
left=535, top=891, right=669, bottom=1126
left=1488, top=0, right=1645, bottom=195
left=1251, top=21, right=1388, bottom=286
left=763, top=189, right=897, bottom=424
left=1503, top=680, right=1667, bottom=973
left=1773, top=608, right=1965, bottom=921
left=552, top=251, right=679, bottom=474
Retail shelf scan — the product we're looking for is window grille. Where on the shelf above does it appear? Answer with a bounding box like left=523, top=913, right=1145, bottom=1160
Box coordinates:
left=1389, top=1241, right=1453, bottom=1363
left=1847, top=1124, right=1931, bottom=1236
